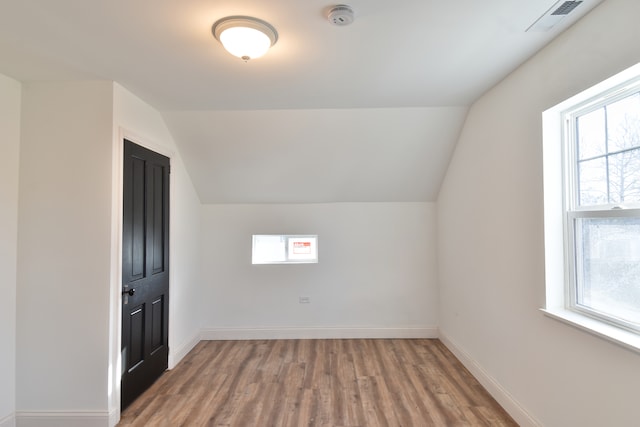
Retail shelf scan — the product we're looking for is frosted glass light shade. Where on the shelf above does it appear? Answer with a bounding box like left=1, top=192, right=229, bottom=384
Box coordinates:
left=213, top=16, right=278, bottom=61
left=219, top=27, right=271, bottom=59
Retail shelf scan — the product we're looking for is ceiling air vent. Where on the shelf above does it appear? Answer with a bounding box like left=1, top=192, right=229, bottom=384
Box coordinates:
left=551, top=1, right=583, bottom=15
left=526, top=0, right=584, bottom=32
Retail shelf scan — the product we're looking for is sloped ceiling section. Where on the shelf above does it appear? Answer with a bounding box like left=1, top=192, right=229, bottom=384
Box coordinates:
left=163, top=107, right=468, bottom=203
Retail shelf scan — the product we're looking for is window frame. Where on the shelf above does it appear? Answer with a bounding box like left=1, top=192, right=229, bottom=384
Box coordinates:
left=542, top=62, right=640, bottom=352
left=562, top=86, right=640, bottom=334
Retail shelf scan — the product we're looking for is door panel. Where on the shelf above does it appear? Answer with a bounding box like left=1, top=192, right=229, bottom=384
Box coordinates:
left=151, top=296, right=164, bottom=352
left=129, top=305, right=145, bottom=368
left=151, top=163, right=165, bottom=275
left=121, top=139, right=170, bottom=410
left=130, top=156, right=146, bottom=281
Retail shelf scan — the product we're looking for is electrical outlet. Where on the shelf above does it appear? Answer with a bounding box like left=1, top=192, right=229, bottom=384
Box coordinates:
left=299, top=296, right=310, bottom=304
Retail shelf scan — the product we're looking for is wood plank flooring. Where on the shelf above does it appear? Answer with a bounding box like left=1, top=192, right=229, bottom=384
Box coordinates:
left=118, top=339, right=517, bottom=427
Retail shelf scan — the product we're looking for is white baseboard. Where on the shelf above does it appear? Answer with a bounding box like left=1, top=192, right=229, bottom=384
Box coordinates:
left=169, top=330, right=200, bottom=369
left=438, top=332, right=542, bottom=427
left=0, top=412, right=15, bottom=427
left=16, top=411, right=110, bottom=427
left=200, top=326, right=438, bottom=340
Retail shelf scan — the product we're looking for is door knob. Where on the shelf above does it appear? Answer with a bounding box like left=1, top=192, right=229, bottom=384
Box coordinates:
left=122, top=288, right=136, bottom=296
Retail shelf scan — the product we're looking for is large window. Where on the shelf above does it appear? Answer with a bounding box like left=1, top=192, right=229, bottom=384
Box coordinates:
left=566, top=84, right=640, bottom=332
left=543, top=63, right=640, bottom=346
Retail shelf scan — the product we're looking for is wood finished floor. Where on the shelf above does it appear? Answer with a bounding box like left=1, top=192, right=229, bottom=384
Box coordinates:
left=118, top=339, right=517, bottom=427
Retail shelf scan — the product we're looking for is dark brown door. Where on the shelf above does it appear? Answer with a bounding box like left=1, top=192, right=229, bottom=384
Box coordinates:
left=121, top=139, right=170, bottom=410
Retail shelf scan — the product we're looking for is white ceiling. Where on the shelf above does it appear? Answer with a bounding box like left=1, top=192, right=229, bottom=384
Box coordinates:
left=0, top=0, right=603, bottom=203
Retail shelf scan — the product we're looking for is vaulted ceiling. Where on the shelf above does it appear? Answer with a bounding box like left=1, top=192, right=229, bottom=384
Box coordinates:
left=0, top=0, right=603, bottom=203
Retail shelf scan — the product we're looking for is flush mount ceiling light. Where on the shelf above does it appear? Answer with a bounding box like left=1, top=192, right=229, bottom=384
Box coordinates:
left=212, top=16, right=278, bottom=61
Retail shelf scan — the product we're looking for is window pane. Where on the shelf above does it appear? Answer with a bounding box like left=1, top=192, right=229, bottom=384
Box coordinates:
left=578, top=157, right=608, bottom=206
left=252, top=235, right=286, bottom=263
left=575, top=217, right=640, bottom=325
left=577, top=108, right=606, bottom=160
left=287, top=236, right=318, bottom=261
left=607, top=92, right=640, bottom=152
left=607, top=148, right=640, bottom=204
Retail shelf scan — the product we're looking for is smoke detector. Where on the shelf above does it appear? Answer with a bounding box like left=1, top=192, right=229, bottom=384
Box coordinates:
left=327, top=5, right=355, bottom=26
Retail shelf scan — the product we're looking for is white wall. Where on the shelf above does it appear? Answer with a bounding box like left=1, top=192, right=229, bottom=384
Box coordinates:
left=437, top=0, right=640, bottom=426
left=111, top=85, right=202, bottom=418
left=0, top=73, right=21, bottom=427
left=200, top=203, right=437, bottom=338
left=13, top=82, right=202, bottom=426
left=16, top=82, right=114, bottom=416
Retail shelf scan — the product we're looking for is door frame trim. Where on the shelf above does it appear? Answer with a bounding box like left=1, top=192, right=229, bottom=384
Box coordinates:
left=109, top=127, right=175, bottom=425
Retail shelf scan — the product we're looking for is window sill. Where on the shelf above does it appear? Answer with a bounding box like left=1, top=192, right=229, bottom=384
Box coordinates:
left=541, top=308, right=640, bottom=354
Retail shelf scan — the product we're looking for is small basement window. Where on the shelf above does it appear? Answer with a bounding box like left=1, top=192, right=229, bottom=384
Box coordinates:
left=252, top=235, right=318, bottom=264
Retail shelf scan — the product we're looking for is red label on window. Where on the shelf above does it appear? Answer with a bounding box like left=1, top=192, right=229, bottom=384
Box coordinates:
left=293, top=241, right=311, bottom=254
